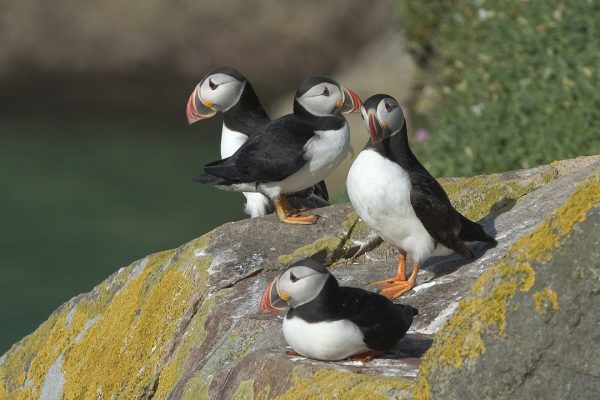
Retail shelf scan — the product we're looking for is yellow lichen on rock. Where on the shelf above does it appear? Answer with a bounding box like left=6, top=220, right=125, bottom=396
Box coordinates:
left=232, top=379, right=271, bottom=400
left=152, top=293, right=216, bottom=399
left=414, top=170, right=600, bottom=400
left=417, top=260, right=535, bottom=379
left=439, top=168, right=557, bottom=221
left=533, top=288, right=560, bottom=315
left=277, top=237, right=344, bottom=266
left=276, top=368, right=412, bottom=400
left=61, top=248, right=194, bottom=399
left=513, top=171, right=600, bottom=263
left=0, top=258, right=135, bottom=400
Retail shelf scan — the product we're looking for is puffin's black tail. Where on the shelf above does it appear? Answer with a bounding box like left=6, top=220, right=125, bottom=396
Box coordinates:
left=395, top=304, right=419, bottom=329
left=192, top=172, right=230, bottom=185
left=458, top=215, right=497, bottom=245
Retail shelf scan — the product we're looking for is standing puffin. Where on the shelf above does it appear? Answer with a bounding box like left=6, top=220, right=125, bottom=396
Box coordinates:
left=259, top=259, right=418, bottom=361
left=186, top=67, right=329, bottom=217
left=193, top=76, right=362, bottom=224
left=346, top=94, right=497, bottom=299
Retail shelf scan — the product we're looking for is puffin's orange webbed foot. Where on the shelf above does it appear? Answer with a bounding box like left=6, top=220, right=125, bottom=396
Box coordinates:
left=349, top=351, right=378, bottom=362
left=378, top=280, right=416, bottom=299
left=275, top=195, right=318, bottom=225
left=368, top=252, right=407, bottom=287
left=373, top=258, right=421, bottom=300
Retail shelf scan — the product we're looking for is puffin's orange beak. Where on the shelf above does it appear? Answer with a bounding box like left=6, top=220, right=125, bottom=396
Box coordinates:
left=259, top=276, right=289, bottom=313
left=186, top=85, right=217, bottom=124
left=367, top=110, right=382, bottom=144
left=339, top=86, right=363, bottom=114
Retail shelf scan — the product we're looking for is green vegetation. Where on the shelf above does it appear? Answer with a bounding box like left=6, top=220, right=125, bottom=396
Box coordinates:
left=398, top=0, right=600, bottom=177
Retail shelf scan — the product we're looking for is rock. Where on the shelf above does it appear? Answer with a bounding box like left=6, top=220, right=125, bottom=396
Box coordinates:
left=1, top=155, right=599, bottom=400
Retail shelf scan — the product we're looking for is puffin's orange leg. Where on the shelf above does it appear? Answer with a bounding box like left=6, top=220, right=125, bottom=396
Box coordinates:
left=369, top=251, right=407, bottom=286
left=274, top=195, right=318, bottom=225
left=286, top=349, right=300, bottom=356
left=379, top=262, right=421, bottom=299
left=349, top=351, right=378, bottom=362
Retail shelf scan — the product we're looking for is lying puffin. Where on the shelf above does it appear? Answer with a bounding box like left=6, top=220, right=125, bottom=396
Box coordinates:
left=346, top=94, right=497, bottom=299
left=186, top=67, right=329, bottom=217
left=193, top=76, right=362, bottom=224
left=259, top=259, right=418, bottom=361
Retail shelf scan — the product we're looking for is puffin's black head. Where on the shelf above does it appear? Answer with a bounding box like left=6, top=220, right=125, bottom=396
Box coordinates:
left=360, top=94, right=406, bottom=144
left=186, top=66, right=249, bottom=124
left=259, top=259, right=332, bottom=312
left=294, top=76, right=362, bottom=117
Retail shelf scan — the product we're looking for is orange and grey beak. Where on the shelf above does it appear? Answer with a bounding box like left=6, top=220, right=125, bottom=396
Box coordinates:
left=338, top=86, right=363, bottom=114
left=186, top=85, right=217, bottom=124
left=367, top=108, right=383, bottom=144
left=259, top=276, right=290, bottom=313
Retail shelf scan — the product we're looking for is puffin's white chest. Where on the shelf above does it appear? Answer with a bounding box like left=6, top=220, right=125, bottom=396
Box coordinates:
left=261, top=123, right=351, bottom=197
left=346, top=149, right=435, bottom=262
left=283, top=315, right=369, bottom=361
left=220, top=125, right=248, bottom=158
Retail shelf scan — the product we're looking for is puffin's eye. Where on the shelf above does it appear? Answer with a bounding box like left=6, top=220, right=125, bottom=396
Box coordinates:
left=385, top=102, right=392, bottom=112
left=209, top=79, right=217, bottom=90
left=322, top=87, right=330, bottom=96
left=289, top=272, right=298, bottom=283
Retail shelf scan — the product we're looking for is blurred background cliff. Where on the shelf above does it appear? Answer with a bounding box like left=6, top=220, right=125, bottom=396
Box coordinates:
left=1, top=0, right=598, bottom=352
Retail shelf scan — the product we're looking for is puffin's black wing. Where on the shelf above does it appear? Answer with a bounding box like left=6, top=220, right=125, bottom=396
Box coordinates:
left=409, top=171, right=474, bottom=259
left=338, top=288, right=416, bottom=351
left=202, top=115, right=315, bottom=183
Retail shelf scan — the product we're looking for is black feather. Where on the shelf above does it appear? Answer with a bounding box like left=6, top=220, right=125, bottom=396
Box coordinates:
left=459, top=215, right=497, bottom=244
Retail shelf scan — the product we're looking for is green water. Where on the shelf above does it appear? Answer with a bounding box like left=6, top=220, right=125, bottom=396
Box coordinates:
left=0, top=115, right=246, bottom=353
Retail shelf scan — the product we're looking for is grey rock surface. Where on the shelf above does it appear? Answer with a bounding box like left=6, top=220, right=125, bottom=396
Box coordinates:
left=0, top=155, right=599, bottom=400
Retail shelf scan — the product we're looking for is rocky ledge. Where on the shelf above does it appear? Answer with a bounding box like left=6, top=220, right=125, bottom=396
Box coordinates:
left=1, top=156, right=600, bottom=400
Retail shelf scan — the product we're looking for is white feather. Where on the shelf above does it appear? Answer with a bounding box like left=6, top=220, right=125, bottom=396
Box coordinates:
left=220, top=125, right=248, bottom=158
left=346, top=149, right=439, bottom=263
left=283, top=316, right=369, bottom=361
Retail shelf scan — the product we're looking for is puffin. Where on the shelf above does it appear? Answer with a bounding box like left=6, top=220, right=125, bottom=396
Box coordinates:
left=186, top=66, right=329, bottom=218
left=346, top=94, right=497, bottom=299
left=193, top=76, right=362, bottom=224
left=259, top=259, right=418, bottom=361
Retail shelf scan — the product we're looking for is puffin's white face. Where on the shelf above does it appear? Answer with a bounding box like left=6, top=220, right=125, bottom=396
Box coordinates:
left=276, top=265, right=329, bottom=308
left=361, top=96, right=405, bottom=143
left=198, top=73, right=246, bottom=112
left=296, top=83, right=345, bottom=117
left=375, top=97, right=405, bottom=134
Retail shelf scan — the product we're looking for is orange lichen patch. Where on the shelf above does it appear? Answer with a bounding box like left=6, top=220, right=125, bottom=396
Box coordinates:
left=414, top=170, right=600, bottom=400
left=533, top=288, right=560, bottom=315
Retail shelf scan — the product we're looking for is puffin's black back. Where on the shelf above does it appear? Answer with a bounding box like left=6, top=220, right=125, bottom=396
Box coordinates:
left=289, top=276, right=418, bottom=351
